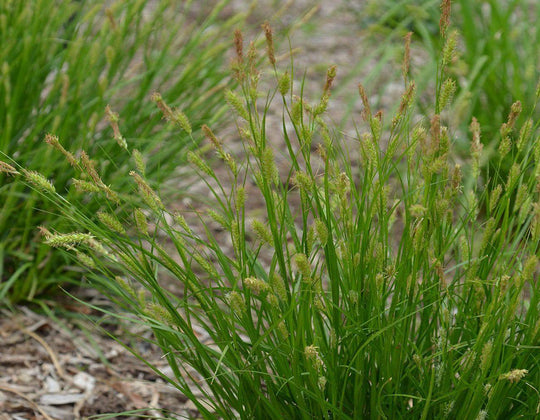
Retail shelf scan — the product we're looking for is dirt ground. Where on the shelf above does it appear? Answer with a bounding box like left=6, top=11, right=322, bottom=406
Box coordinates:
left=0, top=1, right=407, bottom=419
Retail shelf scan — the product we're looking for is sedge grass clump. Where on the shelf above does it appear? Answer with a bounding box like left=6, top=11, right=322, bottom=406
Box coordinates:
left=16, top=8, right=540, bottom=420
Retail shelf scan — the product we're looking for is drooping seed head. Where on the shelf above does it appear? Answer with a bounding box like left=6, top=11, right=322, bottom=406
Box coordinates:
left=0, top=160, right=19, bottom=176
left=45, top=134, right=77, bottom=167
left=22, top=169, right=56, bottom=193
left=43, top=232, right=94, bottom=249
left=130, top=171, right=164, bottom=212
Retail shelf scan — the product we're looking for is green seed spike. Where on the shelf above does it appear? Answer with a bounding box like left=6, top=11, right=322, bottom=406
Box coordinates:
left=22, top=169, right=56, bottom=193
left=97, top=211, right=126, bottom=234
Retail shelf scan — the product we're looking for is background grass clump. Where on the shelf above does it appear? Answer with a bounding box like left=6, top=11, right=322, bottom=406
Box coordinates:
left=8, top=1, right=540, bottom=417
left=0, top=0, right=248, bottom=303
left=350, top=0, right=540, bottom=152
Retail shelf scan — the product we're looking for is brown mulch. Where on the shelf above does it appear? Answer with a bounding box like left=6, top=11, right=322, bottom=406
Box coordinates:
left=0, top=290, right=199, bottom=420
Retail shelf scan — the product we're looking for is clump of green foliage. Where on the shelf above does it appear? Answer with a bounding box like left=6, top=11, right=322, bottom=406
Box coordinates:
left=350, top=0, right=540, bottom=150
left=0, top=0, right=246, bottom=303
left=7, top=2, right=540, bottom=418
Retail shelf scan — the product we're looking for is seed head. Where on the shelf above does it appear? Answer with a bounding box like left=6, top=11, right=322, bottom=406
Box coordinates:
left=132, top=149, right=146, bottom=176
left=266, top=293, right=279, bottom=308
left=489, top=184, right=503, bottom=213
left=499, top=369, right=528, bottom=384
left=479, top=217, right=496, bottom=253
left=358, top=83, right=372, bottom=121
left=314, top=219, right=328, bottom=246
left=476, top=410, right=488, bottom=420
left=517, top=119, right=533, bottom=153
left=45, top=134, right=77, bottom=167
left=231, top=220, right=241, bottom=254
left=173, top=212, right=190, bottom=232
left=172, top=109, right=192, bottom=134
left=439, top=78, right=456, bottom=110
left=291, top=99, right=303, bottom=125
left=225, top=89, right=248, bottom=120
left=469, top=117, right=483, bottom=179
left=442, top=30, right=458, bottom=68
left=370, top=115, right=382, bottom=141
left=87, top=238, right=110, bottom=257
left=304, top=345, right=324, bottom=372
left=22, top=169, right=55, bottom=193
left=261, top=146, right=279, bottom=185
left=293, top=171, right=313, bottom=194
left=498, top=136, right=511, bottom=158
left=97, top=211, right=125, bottom=234
left=226, top=291, right=245, bottom=315
left=393, top=82, right=415, bottom=128
left=251, top=218, right=273, bottom=245
left=277, top=71, right=291, bottom=96
left=187, top=151, right=213, bottom=177
left=134, top=208, right=148, bottom=236
left=233, top=28, right=243, bottom=63
left=323, top=65, right=337, bottom=95
left=202, top=124, right=222, bottom=152
left=270, top=272, right=287, bottom=301
left=479, top=341, right=493, bottom=373
left=72, top=179, right=100, bottom=193
left=193, top=252, right=218, bottom=278
left=518, top=197, right=532, bottom=225
left=105, top=105, right=127, bottom=150
left=130, top=171, right=164, bottom=212
left=43, top=232, right=94, bottom=249
left=0, top=160, right=19, bottom=175
left=76, top=251, right=96, bottom=269
left=515, top=184, right=529, bottom=209
left=531, top=203, right=540, bottom=241
left=293, top=253, right=311, bottom=279
left=244, top=277, right=270, bottom=295
left=235, top=186, right=245, bottom=211
left=277, top=321, right=288, bottom=340
left=522, top=255, right=538, bottom=283
left=506, top=163, right=520, bottom=189
left=151, top=92, right=173, bottom=120
left=80, top=151, right=102, bottom=186
left=450, top=163, right=462, bottom=192
left=439, top=0, right=452, bottom=39
left=207, top=209, right=228, bottom=229
left=247, top=40, right=258, bottom=76
left=507, top=101, right=522, bottom=128
left=262, top=22, right=275, bottom=66
left=360, top=133, right=377, bottom=169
